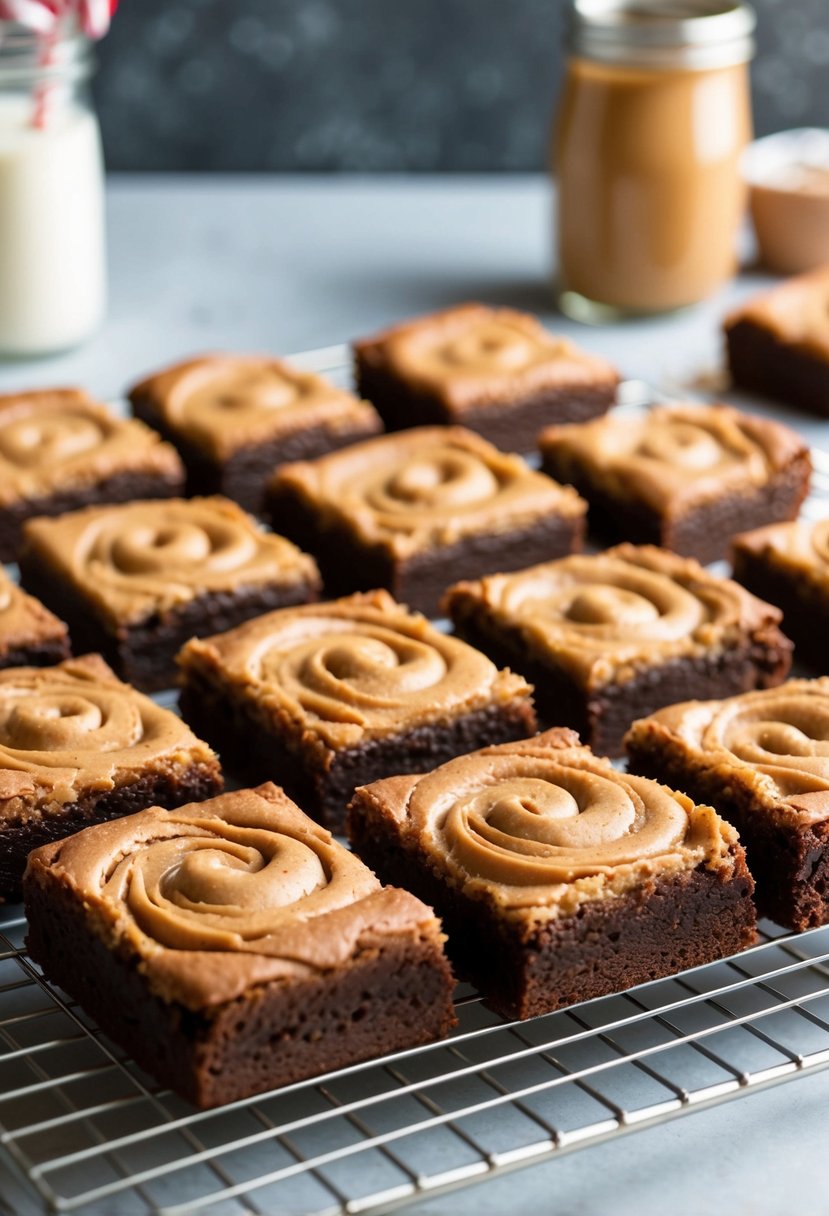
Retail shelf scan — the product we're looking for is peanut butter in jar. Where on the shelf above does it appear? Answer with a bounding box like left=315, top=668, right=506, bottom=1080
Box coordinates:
left=555, top=0, right=755, bottom=321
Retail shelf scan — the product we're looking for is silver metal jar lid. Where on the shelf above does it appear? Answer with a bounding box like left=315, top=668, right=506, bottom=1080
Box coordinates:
left=568, top=1, right=756, bottom=70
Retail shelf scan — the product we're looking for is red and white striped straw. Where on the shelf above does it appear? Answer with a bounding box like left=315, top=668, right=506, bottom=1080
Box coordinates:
left=0, top=0, right=116, bottom=38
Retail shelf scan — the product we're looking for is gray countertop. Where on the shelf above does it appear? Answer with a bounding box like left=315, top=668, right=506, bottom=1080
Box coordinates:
left=1, top=174, right=827, bottom=1216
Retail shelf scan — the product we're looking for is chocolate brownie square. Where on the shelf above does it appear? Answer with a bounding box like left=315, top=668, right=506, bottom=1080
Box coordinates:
left=0, top=388, right=185, bottom=561
left=0, top=654, right=222, bottom=903
left=24, top=782, right=457, bottom=1108
left=348, top=730, right=756, bottom=1020
left=626, top=679, right=829, bottom=931
left=267, top=426, right=586, bottom=616
left=732, top=518, right=829, bottom=671
left=178, top=590, right=537, bottom=830
left=353, top=303, right=619, bottom=452
left=0, top=567, right=70, bottom=669
left=129, top=353, right=382, bottom=514
left=19, top=496, right=320, bottom=692
left=444, top=543, right=792, bottom=757
left=539, top=403, right=811, bottom=565
left=724, top=267, right=829, bottom=416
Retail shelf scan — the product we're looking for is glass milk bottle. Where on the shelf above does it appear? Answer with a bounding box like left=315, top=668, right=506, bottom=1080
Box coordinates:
left=0, top=21, right=106, bottom=356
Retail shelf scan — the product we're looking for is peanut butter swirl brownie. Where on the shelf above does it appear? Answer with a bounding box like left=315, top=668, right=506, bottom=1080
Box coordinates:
left=445, top=543, right=791, bottom=756
left=0, top=654, right=222, bottom=902
left=268, top=426, right=586, bottom=615
left=732, top=518, right=829, bottom=671
left=19, top=496, right=320, bottom=691
left=626, top=679, right=829, bottom=931
left=348, top=729, right=755, bottom=1019
left=353, top=303, right=619, bottom=450
left=24, top=782, right=456, bottom=1108
left=129, top=354, right=382, bottom=513
left=539, top=403, right=811, bottom=564
left=0, top=388, right=184, bottom=561
left=0, top=567, right=69, bottom=670
left=178, top=590, right=536, bottom=829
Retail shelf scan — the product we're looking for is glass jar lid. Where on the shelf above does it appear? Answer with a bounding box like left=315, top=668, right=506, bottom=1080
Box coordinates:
left=568, top=0, right=756, bottom=70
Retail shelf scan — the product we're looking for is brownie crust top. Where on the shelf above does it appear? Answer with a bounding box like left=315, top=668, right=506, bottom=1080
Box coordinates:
left=25, top=782, right=442, bottom=1008
left=178, top=589, right=531, bottom=750
left=0, top=568, right=68, bottom=652
left=539, top=403, right=810, bottom=514
left=723, top=266, right=829, bottom=361
left=271, top=426, right=585, bottom=558
left=354, top=303, right=619, bottom=410
left=445, top=543, right=784, bottom=688
left=129, top=354, right=381, bottom=460
left=0, top=654, right=217, bottom=822
left=0, top=388, right=183, bottom=507
left=353, top=728, right=738, bottom=921
left=626, top=679, right=829, bottom=825
left=21, top=496, right=320, bottom=625
left=733, top=518, right=829, bottom=587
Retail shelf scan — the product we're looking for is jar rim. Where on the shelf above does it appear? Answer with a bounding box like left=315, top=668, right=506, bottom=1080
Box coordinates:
left=568, top=0, right=756, bottom=69
left=0, top=18, right=94, bottom=84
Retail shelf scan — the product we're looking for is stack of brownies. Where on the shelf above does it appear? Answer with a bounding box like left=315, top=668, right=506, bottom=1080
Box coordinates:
left=5, top=276, right=829, bottom=1110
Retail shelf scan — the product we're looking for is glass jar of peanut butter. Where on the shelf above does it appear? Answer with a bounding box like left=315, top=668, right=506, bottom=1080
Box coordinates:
left=554, top=0, right=755, bottom=321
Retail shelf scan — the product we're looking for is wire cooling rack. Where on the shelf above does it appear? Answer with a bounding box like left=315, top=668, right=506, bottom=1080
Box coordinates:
left=1, top=347, right=829, bottom=1216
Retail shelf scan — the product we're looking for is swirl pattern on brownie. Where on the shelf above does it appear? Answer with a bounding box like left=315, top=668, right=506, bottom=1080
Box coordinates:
left=187, top=592, right=518, bottom=747
left=0, top=657, right=192, bottom=782
left=405, top=734, right=727, bottom=909
left=457, top=546, right=757, bottom=681
left=666, top=682, right=829, bottom=800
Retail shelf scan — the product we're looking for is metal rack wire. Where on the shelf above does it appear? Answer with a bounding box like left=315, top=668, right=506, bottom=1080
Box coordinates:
left=1, top=350, right=828, bottom=1216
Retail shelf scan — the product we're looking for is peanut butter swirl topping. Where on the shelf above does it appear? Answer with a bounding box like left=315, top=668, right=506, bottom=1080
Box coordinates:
left=0, top=655, right=214, bottom=816
left=273, top=427, right=584, bottom=558
left=540, top=403, right=809, bottom=513
left=130, top=355, right=379, bottom=460
left=41, top=783, right=439, bottom=1007
left=446, top=544, right=778, bottom=687
left=356, top=304, right=618, bottom=409
left=22, top=497, right=319, bottom=624
left=387, top=730, right=734, bottom=918
left=725, top=266, right=829, bottom=359
left=630, top=680, right=829, bottom=821
left=179, top=590, right=531, bottom=749
left=0, top=389, right=182, bottom=507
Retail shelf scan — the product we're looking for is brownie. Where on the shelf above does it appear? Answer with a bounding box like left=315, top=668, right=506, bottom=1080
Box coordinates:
left=348, top=729, right=756, bottom=1020
left=0, top=654, right=222, bottom=903
left=0, top=388, right=185, bottom=562
left=24, top=782, right=457, bottom=1108
left=18, top=496, right=320, bottom=692
left=724, top=267, right=829, bottom=416
left=353, top=303, right=619, bottom=452
left=129, top=353, right=383, bottom=514
left=539, top=403, right=811, bottom=565
left=732, top=519, right=829, bottom=671
left=267, top=426, right=586, bottom=616
left=178, top=589, right=537, bottom=830
left=444, top=543, right=792, bottom=758
left=0, top=567, right=70, bottom=669
left=626, top=679, right=829, bottom=931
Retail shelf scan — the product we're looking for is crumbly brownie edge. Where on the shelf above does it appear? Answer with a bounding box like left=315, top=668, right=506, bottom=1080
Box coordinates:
left=178, top=666, right=538, bottom=832
left=731, top=544, right=829, bottom=673
left=267, top=481, right=584, bottom=617
left=132, top=394, right=381, bottom=515
left=0, top=469, right=185, bottom=563
left=1, top=762, right=223, bottom=904
left=24, top=870, right=457, bottom=1108
left=625, top=731, right=829, bottom=932
left=355, top=359, right=615, bottom=452
left=18, top=556, right=320, bottom=693
left=347, top=792, right=757, bottom=1020
left=449, top=609, right=792, bottom=757
left=540, top=453, right=811, bottom=566
left=726, top=318, right=829, bottom=418
left=0, top=635, right=71, bottom=671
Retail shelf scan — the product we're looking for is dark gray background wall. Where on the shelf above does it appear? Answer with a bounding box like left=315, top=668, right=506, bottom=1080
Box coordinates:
left=95, top=0, right=828, bottom=172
